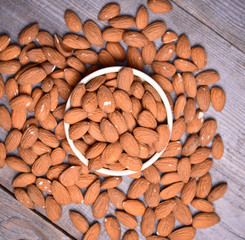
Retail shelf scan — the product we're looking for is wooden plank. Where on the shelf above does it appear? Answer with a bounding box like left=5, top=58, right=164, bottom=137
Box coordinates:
left=0, top=0, right=245, bottom=239
left=172, top=0, right=245, bottom=53
left=0, top=186, right=71, bottom=240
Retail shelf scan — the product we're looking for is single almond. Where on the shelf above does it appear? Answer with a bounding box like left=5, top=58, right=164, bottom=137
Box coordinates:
left=14, top=188, right=34, bottom=209
left=34, top=93, right=51, bottom=121
left=51, top=180, right=71, bottom=205
left=119, top=153, right=142, bottom=171
left=191, top=199, right=215, bottom=212
left=98, top=3, right=120, bottom=20
left=196, top=172, right=212, bottom=198
left=147, top=0, right=172, bottom=14
left=0, top=34, right=10, bottom=51
left=120, top=132, right=140, bottom=157
left=157, top=212, right=175, bottom=237
left=83, top=223, right=101, bottom=240
left=211, top=86, right=226, bottom=112
left=136, top=5, right=148, bottom=29
left=123, top=31, right=149, bottom=47
left=93, top=192, right=109, bottom=219
left=5, top=129, right=22, bottom=153
left=160, top=172, right=180, bottom=186
left=172, top=73, right=184, bottom=95
left=102, top=27, right=125, bottom=42
left=196, top=86, right=211, bottom=112
left=97, top=85, right=116, bottom=113
left=36, top=178, right=52, bottom=193
left=31, top=139, right=51, bottom=155
left=108, top=111, right=128, bottom=135
left=142, top=42, right=156, bottom=65
left=116, top=211, right=137, bottom=229
left=190, top=147, right=211, bottom=164
left=160, top=141, right=182, bottom=157
left=181, top=178, right=197, bottom=205
left=168, top=226, right=196, bottom=240
left=191, top=158, right=213, bottom=178
left=104, top=216, right=121, bottom=240
left=177, top=157, right=191, bottom=183
left=101, top=176, right=122, bottom=189
left=5, top=156, right=30, bottom=172
left=174, top=59, right=198, bottom=72
left=12, top=173, right=36, bottom=188
left=162, top=31, right=178, bottom=43
left=18, top=23, right=39, bottom=45
left=109, top=15, right=135, bottom=28
left=171, top=118, right=186, bottom=141
left=199, top=120, right=217, bottom=146
left=75, top=49, right=99, bottom=64
left=208, top=183, right=228, bottom=201
left=193, top=212, right=220, bottom=229
left=182, top=134, right=199, bottom=156
left=81, top=91, right=98, bottom=112
left=141, top=207, right=156, bottom=237
left=196, top=70, right=220, bottom=85
left=36, top=31, right=54, bottom=47
left=155, top=42, right=175, bottom=62
left=67, top=185, right=83, bottom=204
left=152, top=61, right=176, bottom=78
left=173, top=197, right=192, bottom=225
left=45, top=196, right=62, bottom=222
left=84, top=179, right=100, bottom=205
left=176, top=34, right=191, bottom=59
left=184, top=98, right=196, bottom=124
left=27, top=184, right=45, bottom=207
left=69, top=211, right=89, bottom=233
left=5, top=78, right=18, bottom=102
left=117, top=67, right=134, bottom=92
left=154, top=157, right=178, bottom=172
left=144, top=183, right=160, bottom=207
left=67, top=56, right=86, bottom=73
left=108, top=188, right=126, bottom=209
left=0, top=45, right=21, bottom=61
left=10, top=95, right=32, bottom=110
left=70, top=84, right=86, bottom=107
left=186, top=110, right=204, bottom=134
left=127, top=46, right=144, bottom=70
left=160, top=182, right=184, bottom=200
left=100, top=118, right=119, bottom=143
left=182, top=72, right=197, bottom=98
left=154, top=124, right=170, bottom=153
left=143, top=165, right=160, bottom=183
left=32, top=154, right=51, bottom=176
left=123, top=199, right=145, bottom=216
left=75, top=173, right=98, bottom=188
left=59, top=166, right=81, bottom=187
left=64, top=68, right=81, bottom=87
left=69, top=121, right=90, bottom=140
left=212, top=135, right=224, bottom=160
left=154, top=199, right=176, bottom=219
left=191, top=46, right=207, bottom=70
left=0, top=60, right=21, bottom=74
left=106, top=42, right=126, bottom=62
left=142, top=22, right=166, bottom=41
left=64, top=108, right=87, bottom=124
left=174, top=94, right=186, bottom=119
left=128, top=178, right=149, bottom=199
left=64, top=10, right=82, bottom=32
left=43, top=47, right=66, bottom=69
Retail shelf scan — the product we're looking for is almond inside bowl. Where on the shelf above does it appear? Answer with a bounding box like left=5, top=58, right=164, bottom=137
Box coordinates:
left=64, top=66, right=173, bottom=176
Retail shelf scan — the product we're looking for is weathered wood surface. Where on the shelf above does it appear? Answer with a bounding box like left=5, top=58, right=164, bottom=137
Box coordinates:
left=0, top=0, right=245, bottom=239
left=0, top=187, right=71, bottom=240
left=172, top=0, right=245, bottom=53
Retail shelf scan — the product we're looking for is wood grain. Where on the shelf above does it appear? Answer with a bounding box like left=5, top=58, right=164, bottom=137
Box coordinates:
left=172, top=0, right=245, bottom=53
left=0, top=0, right=245, bottom=239
left=0, top=186, right=71, bottom=240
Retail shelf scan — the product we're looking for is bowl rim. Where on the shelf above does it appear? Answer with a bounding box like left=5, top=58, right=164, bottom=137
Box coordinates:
left=64, top=66, right=173, bottom=176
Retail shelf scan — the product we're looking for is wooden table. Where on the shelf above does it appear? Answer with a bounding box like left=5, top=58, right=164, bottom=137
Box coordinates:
left=0, top=0, right=245, bottom=239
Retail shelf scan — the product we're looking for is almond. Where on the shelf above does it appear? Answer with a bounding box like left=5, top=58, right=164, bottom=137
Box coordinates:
left=117, top=67, right=134, bottom=92
left=122, top=111, right=136, bottom=132
left=43, top=47, right=66, bottom=69
left=64, top=108, right=87, bottom=124
left=131, top=97, right=142, bottom=119
left=69, top=211, right=89, bottom=233
left=120, top=132, right=140, bottom=157
left=75, top=49, right=98, bottom=64
left=115, top=211, right=137, bottom=230
left=101, top=176, right=122, bottom=189
left=193, top=212, right=220, bottom=229
left=86, top=75, right=106, bottom=92
left=10, top=95, right=32, bottom=110
left=83, top=20, right=104, bottom=47
left=63, top=34, right=90, bottom=50
left=101, top=142, right=123, bottom=164
left=172, top=73, right=184, bottom=95
left=51, top=180, right=71, bottom=205
left=104, top=216, right=121, bottom=240
left=160, top=172, right=180, bottom=185
left=177, top=157, right=191, bottom=183
left=136, top=5, right=148, bottom=29
left=67, top=185, right=83, bottom=204
left=212, top=135, right=224, bottom=160
left=38, top=128, right=59, bottom=148
left=142, top=42, right=156, bottom=65
left=27, top=184, right=45, bottom=207
left=59, top=166, right=81, bottom=187
left=0, top=45, right=21, bottom=60
left=123, top=31, right=149, bottom=47
left=5, top=129, right=22, bottom=153
left=137, top=110, right=157, bottom=129
left=81, top=91, right=98, bottom=112
left=174, top=94, right=186, bottom=119
left=97, top=85, right=116, bottom=113
left=155, top=42, right=175, bottom=61
left=176, top=34, right=191, bottom=59
left=102, top=28, right=125, bottom=42
left=208, top=183, right=228, bottom=201
left=184, top=98, right=196, bottom=124
left=87, top=108, right=107, bottom=123
left=85, top=142, right=107, bottom=159
left=190, top=147, right=211, bottom=164
left=36, top=31, right=54, bottom=47
left=196, top=70, right=220, bottom=85
left=14, top=188, right=34, bottom=209
left=39, top=113, right=57, bottom=130
left=199, top=120, right=217, bottom=146
left=26, top=48, right=46, bottom=63
left=108, top=188, right=126, bottom=209
left=69, top=121, right=90, bottom=140
left=162, top=31, right=178, bottom=43
left=154, top=124, right=170, bottom=153
left=27, top=87, right=43, bottom=113
left=5, top=78, right=18, bottom=102
left=182, top=134, right=199, bottom=156
left=173, top=197, right=192, bottom=225
left=41, top=76, right=53, bottom=92
left=5, top=156, right=30, bottom=172
left=18, top=23, right=39, bottom=45
left=127, top=46, right=144, bottom=70
left=196, top=172, right=212, bottom=198
left=18, top=147, right=38, bottom=165
left=75, top=173, right=98, bottom=188
left=174, top=59, right=198, bottom=72
left=88, top=121, right=106, bottom=142
left=154, top=199, right=176, bottom=219
left=211, top=86, right=226, bottom=112
left=64, top=68, right=81, bottom=87
left=182, top=72, right=197, bottom=98
left=54, top=34, right=73, bottom=58
left=147, top=0, right=172, bottom=14
left=152, top=61, right=176, bottom=78
left=19, top=43, right=36, bottom=65
left=22, top=118, right=38, bottom=131
left=98, top=3, right=120, bottom=20
left=108, top=111, right=128, bottom=135
left=181, top=178, right=196, bottom=205
left=12, top=173, right=36, bottom=188
left=142, top=22, right=166, bottom=41
left=100, top=118, right=119, bottom=143
left=133, top=127, right=159, bottom=144
left=160, top=141, right=182, bottom=157
left=0, top=34, right=10, bottom=51
left=67, top=56, right=86, bottom=73
left=157, top=213, right=175, bottom=237
left=0, top=143, right=6, bottom=168
left=191, top=199, right=215, bottom=212
left=119, top=153, right=142, bottom=171
left=55, top=121, right=66, bottom=140
left=144, top=183, right=160, bottom=207
left=168, top=226, right=196, bottom=240
left=142, top=91, right=157, bottom=117
left=32, top=154, right=51, bottom=177
left=123, top=199, right=145, bottom=216
left=109, top=15, right=135, bottom=28
left=83, top=223, right=101, bottom=240
left=93, top=192, right=109, bottom=219
left=84, top=179, right=100, bottom=205
left=41, top=61, right=55, bottom=75
left=151, top=74, right=173, bottom=93
left=191, top=158, right=213, bottom=178
left=143, top=165, right=160, bottom=183
left=160, top=182, right=184, bottom=200
left=141, top=207, right=156, bottom=237
left=0, top=60, right=21, bottom=74
left=106, top=42, right=126, bottom=62
left=196, top=86, right=211, bottom=112
left=45, top=196, right=62, bottom=222
left=36, top=177, right=52, bottom=193
left=34, top=93, right=50, bottom=121
left=156, top=102, right=167, bottom=123
left=128, top=178, right=149, bottom=199
left=186, top=110, right=204, bottom=134
left=123, top=230, right=139, bottom=240
left=191, top=46, right=207, bottom=70
left=64, top=10, right=82, bottom=32
left=171, top=118, right=186, bottom=141
left=70, top=84, right=86, bottom=107
left=154, top=157, right=178, bottom=172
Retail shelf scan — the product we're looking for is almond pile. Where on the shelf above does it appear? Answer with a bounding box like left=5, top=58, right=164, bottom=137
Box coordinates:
left=65, top=67, right=170, bottom=172
left=0, top=0, right=227, bottom=239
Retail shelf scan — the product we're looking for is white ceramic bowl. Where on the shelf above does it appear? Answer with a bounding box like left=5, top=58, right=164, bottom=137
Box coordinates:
left=64, top=66, right=173, bottom=176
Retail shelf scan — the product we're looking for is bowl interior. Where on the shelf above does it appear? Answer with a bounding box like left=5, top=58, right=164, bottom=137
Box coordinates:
left=64, top=66, right=173, bottom=176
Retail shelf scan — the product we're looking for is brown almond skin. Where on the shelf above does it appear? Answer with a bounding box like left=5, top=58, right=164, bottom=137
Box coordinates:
left=92, top=192, right=109, bottom=219
left=196, top=70, right=220, bottom=85
left=83, top=222, right=101, bottom=240
left=32, top=154, right=51, bottom=177
left=18, top=23, right=39, bottom=45
left=182, top=134, right=199, bottom=156
left=104, top=216, right=121, bottom=240
left=168, top=227, right=196, bottom=240
left=5, top=156, right=30, bottom=172
left=123, top=200, right=146, bottom=216
left=136, top=5, right=148, bottom=29
left=116, top=211, right=137, bottom=229
left=123, top=230, right=139, bottom=240
left=69, top=211, right=89, bottom=233
left=147, top=0, right=172, bottom=14
left=64, top=10, right=82, bottom=32
left=191, top=46, right=207, bottom=70
left=177, top=157, right=191, bottom=183
left=144, top=183, right=160, bottom=207
left=5, top=129, right=22, bottom=153
left=160, top=182, right=184, bottom=200
left=154, top=157, right=178, bottom=172
left=208, top=183, right=228, bottom=201
left=100, top=118, right=119, bottom=143
left=154, top=199, right=176, bottom=219
left=196, top=172, right=212, bottom=198
left=176, top=34, right=191, bottom=59
left=128, top=178, right=149, bottom=199
left=120, top=132, right=140, bottom=157
left=212, top=135, right=224, bottom=160
left=191, top=158, right=213, bottom=178
left=199, top=120, right=217, bottom=147
left=171, top=118, right=186, bottom=141
left=211, top=86, right=226, bottom=112
left=141, top=207, right=156, bottom=237
left=12, top=173, right=36, bottom=188
left=108, top=188, right=126, bottom=209
left=84, top=179, right=100, bottom=205
left=191, top=199, right=215, bottom=212
left=181, top=178, right=197, bottom=205
left=14, top=188, right=34, bottom=209
left=27, top=184, right=45, bottom=207
left=97, top=85, right=116, bottom=113
left=173, top=197, right=192, bottom=225
left=157, top=212, right=175, bottom=237
left=98, top=3, right=120, bottom=21
left=45, top=196, right=62, bottom=222
left=193, top=212, right=220, bottom=229
left=109, top=16, right=135, bottom=29
left=196, top=86, right=211, bottom=112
